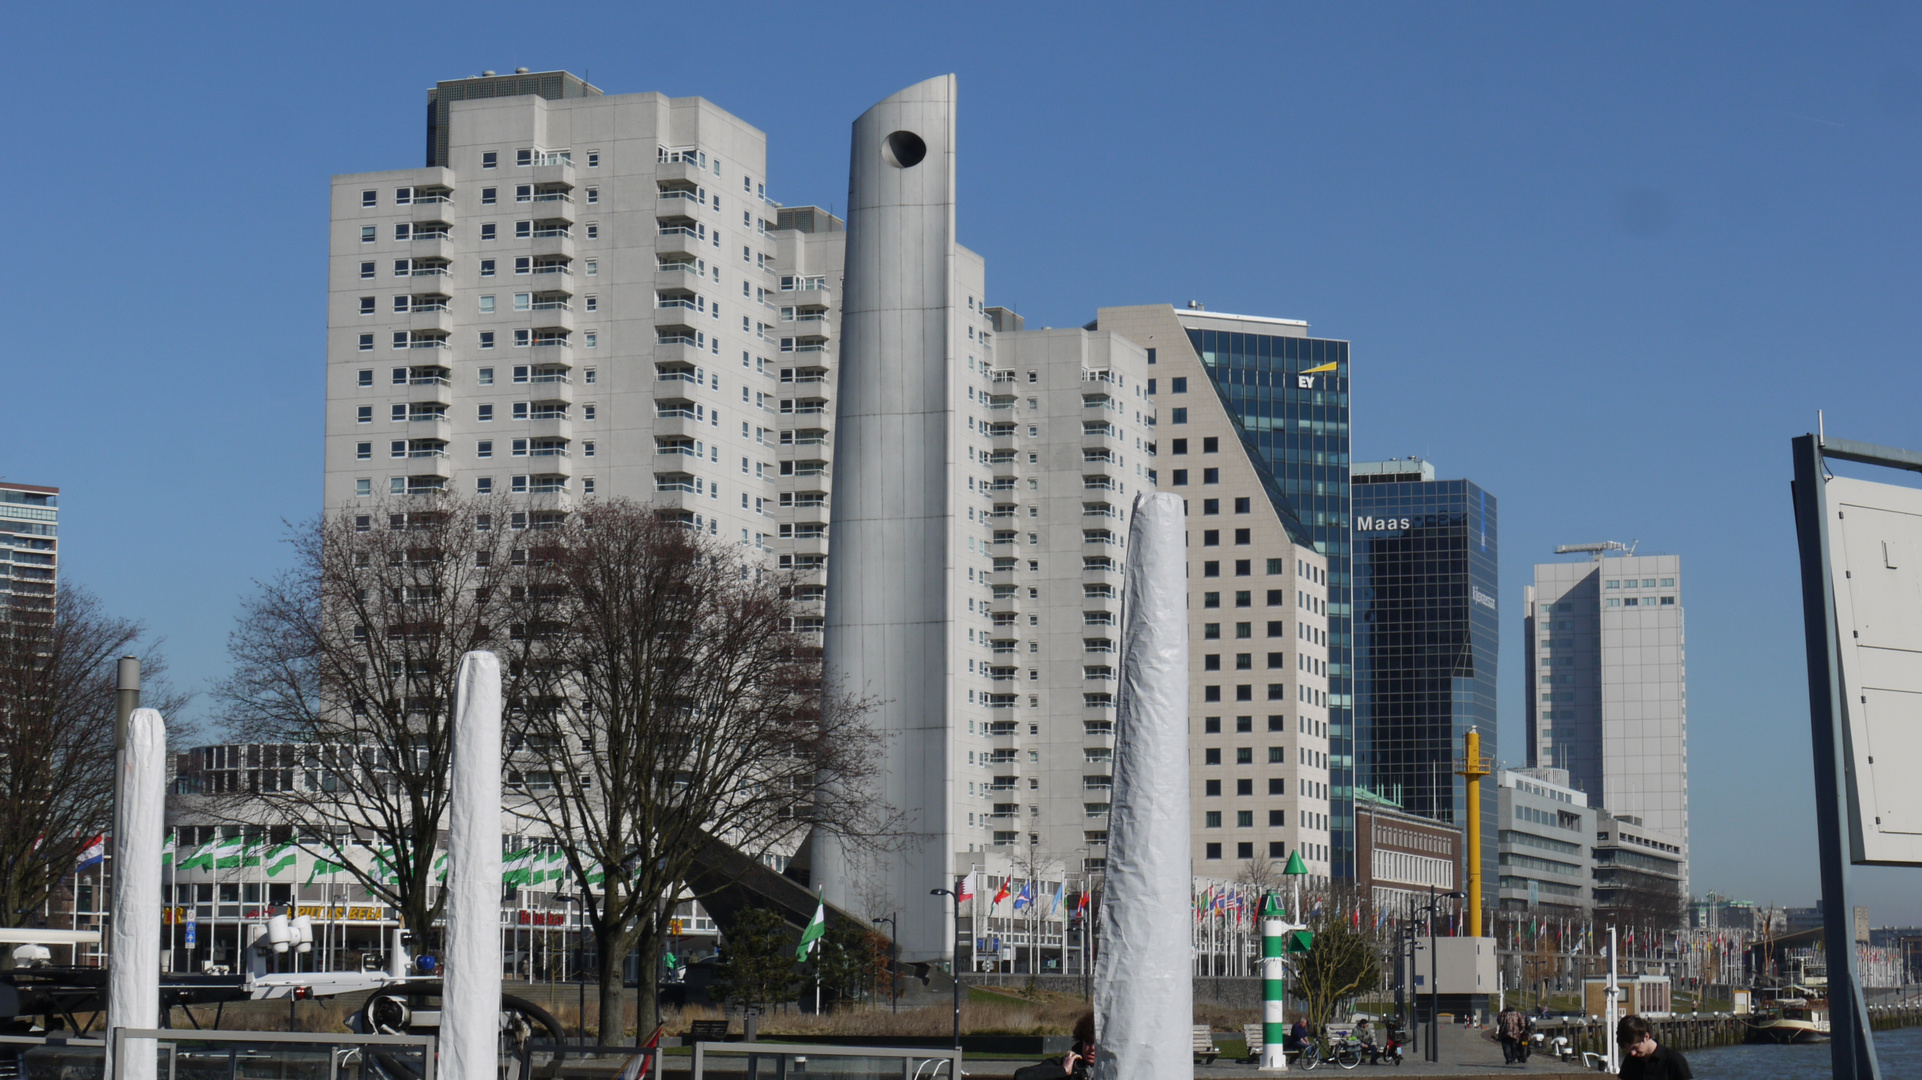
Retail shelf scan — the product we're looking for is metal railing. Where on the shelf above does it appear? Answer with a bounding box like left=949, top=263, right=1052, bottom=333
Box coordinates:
left=109, top=1027, right=435, bottom=1080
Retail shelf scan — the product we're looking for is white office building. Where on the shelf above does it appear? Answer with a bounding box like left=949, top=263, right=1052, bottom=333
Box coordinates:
left=1525, top=549, right=1688, bottom=891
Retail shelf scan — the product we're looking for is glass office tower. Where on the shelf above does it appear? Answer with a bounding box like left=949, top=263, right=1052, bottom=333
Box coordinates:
left=1350, top=458, right=1499, bottom=893
left=1184, top=318, right=1356, bottom=872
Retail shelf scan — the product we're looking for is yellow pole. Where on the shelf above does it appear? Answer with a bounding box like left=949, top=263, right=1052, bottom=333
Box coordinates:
left=1457, top=728, right=1491, bottom=938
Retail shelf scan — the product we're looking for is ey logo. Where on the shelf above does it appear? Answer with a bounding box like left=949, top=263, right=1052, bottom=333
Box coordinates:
left=1295, top=361, right=1338, bottom=388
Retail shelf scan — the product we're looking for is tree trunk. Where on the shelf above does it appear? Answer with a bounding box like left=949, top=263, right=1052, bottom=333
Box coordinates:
left=633, top=926, right=664, bottom=1046
left=596, top=927, right=628, bottom=1046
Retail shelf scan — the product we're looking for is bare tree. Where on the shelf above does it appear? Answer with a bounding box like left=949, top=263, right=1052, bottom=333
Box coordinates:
left=0, top=586, right=186, bottom=921
left=214, top=497, right=520, bottom=943
left=499, top=501, right=885, bottom=1043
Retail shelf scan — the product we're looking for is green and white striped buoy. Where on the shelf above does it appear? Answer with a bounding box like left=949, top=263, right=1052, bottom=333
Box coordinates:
left=1260, top=851, right=1311, bottom=1070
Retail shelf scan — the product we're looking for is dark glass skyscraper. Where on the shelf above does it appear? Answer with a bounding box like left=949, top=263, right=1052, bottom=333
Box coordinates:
left=1350, top=458, right=1499, bottom=893
left=1183, top=319, right=1356, bottom=872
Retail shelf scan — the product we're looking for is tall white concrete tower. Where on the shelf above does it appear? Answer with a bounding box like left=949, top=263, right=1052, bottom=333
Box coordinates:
left=819, top=75, right=974, bottom=963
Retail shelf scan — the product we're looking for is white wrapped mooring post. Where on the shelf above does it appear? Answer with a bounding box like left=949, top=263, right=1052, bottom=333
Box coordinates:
left=1094, top=493, right=1193, bottom=1080
left=443, top=651, right=504, bottom=1079
left=107, top=708, right=166, bottom=1080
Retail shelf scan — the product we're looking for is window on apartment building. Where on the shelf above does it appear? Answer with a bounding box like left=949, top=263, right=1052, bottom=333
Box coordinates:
left=1172, top=470, right=1188, bottom=485
left=1172, top=438, right=1188, bottom=454
left=476, top=477, right=493, bottom=494
left=356, top=406, right=372, bottom=423
left=1203, top=437, right=1219, bottom=453
left=1235, top=497, right=1252, bottom=514
left=481, top=187, right=497, bottom=205
left=482, top=152, right=497, bottom=168
left=1267, top=652, right=1285, bottom=668
left=360, top=262, right=375, bottom=280
left=1268, top=621, right=1285, bottom=637
left=480, top=260, right=496, bottom=277
left=477, top=440, right=493, bottom=458
left=360, top=226, right=376, bottom=243
left=1204, top=654, right=1221, bottom=671
left=1235, top=591, right=1252, bottom=608
left=1203, top=468, right=1220, bottom=484
left=1171, top=408, right=1188, bottom=424
left=1204, top=748, right=1221, bottom=766
left=1205, top=779, right=1221, bottom=796
left=359, top=333, right=375, bottom=352
left=1204, top=685, right=1221, bottom=702
left=1267, top=558, right=1284, bottom=574
left=361, top=190, right=377, bottom=207
left=355, top=442, right=371, bottom=460
left=355, top=478, right=371, bottom=496
left=1202, top=498, right=1219, bottom=514
left=357, top=370, right=373, bottom=387
left=585, top=223, right=598, bottom=239
left=1268, top=715, right=1285, bottom=732
left=1203, top=530, right=1220, bottom=546
left=480, top=223, right=496, bottom=241
left=1235, top=559, right=1251, bottom=575
left=1235, top=529, right=1251, bottom=545
left=478, top=404, right=493, bottom=421
left=1203, top=592, right=1220, bottom=608
left=1203, top=561, right=1220, bottom=577
left=389, top=440, right=405, bottom=458
left=1203, top=623, right=1221, bottom=640
left=1171, top=377, right=1188, bottom=393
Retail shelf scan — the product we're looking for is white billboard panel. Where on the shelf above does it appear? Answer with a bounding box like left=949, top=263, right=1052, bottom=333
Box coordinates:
left=1825, top=475, right=1922, bottom=865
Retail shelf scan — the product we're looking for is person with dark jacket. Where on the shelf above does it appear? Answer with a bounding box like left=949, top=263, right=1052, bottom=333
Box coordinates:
left=1616, top=1014, right=1692, bottom=1079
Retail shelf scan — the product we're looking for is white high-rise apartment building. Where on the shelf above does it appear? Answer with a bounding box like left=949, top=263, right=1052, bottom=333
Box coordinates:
left=0, top=482, right=59, bottom=619
left=1524, top=550, right=1688, bottom=889
left=327, top=71, right=1337, bottom=966
left=326, top=71, right=836, bottom=596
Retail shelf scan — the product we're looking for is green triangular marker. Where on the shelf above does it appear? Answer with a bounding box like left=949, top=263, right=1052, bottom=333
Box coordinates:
left=1283, top=851, right=1308, bottom=876
left=1289, top=930, right=1315, bottom=953
left=1262, top=893, right=1284, bottom=917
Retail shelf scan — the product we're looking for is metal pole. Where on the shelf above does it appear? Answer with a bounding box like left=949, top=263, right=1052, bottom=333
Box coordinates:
left=110, top=657, right=139, bottom=966
left=1428, top=886, right=1439, bottom=1063
left=953, top=889, right=962, bottom=1049
left=1606, top=927, right=1620, bottom=1074
left=1790, top=433, right=1884, bottom=1080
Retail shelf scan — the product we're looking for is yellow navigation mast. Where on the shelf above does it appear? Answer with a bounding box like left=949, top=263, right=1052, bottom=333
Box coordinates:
left=1456, top=727, right=1492, bottom=938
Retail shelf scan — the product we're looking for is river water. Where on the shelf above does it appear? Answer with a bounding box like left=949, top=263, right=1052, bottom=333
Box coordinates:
left=1690, top=1024, right=1922, bottom=1079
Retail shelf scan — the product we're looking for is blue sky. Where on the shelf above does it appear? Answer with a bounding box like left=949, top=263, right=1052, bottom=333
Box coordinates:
left=5, top=1, right=1920, bottom=920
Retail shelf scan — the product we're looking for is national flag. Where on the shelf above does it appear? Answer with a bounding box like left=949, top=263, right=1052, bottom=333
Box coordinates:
left=1050, top=882, right=1064, bottom=914
left=794, top=888, right=826, bottom=962
left=957, top=872, right=976, bottom=903
left=991, top=879, right=1011, bottom=907
left=75, top=836, right=105, bottom=872
left=502, top=848, right=536, bottom=887
left=1076, top=889, right=1090, bottom=913
left=1013, top=881, right=1032, bottom=912
left=161, top=831, right=176, bottom=870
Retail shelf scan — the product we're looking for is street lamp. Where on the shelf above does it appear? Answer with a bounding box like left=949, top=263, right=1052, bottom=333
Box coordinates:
left=1418, top=885, right=1467, bottom=1063
left=929, top=886, right=963, bottom=1050
left=870, top=913, right=899, bottom=1013
left=555, top=893, right=583, bottom=1042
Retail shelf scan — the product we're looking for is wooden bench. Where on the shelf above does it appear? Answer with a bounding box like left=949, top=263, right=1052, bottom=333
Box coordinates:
left=1242, top=1023, right=1266, bottom=1062
left=1193, top=1025, right=1219, bottom=1064
left=684, top=1019, right=731, bottom=1046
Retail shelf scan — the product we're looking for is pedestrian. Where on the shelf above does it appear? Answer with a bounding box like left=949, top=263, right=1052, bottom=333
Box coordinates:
left=1011, top=1011, right=1095, bottom=1079
left=1497, top=1006, right=1524, bottom=1063
left=1615, top=1014, right=1692, bottom=1079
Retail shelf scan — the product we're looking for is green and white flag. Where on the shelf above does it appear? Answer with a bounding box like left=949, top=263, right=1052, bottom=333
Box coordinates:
left=795, top=888, right=826, bottom=962
left=263, top=843, right=298, bottom=878
left=433, top=852, right=449, bottom=885
left=502, top=849, right=536, bottom=888
left=160, top=832, right=176, bottom=870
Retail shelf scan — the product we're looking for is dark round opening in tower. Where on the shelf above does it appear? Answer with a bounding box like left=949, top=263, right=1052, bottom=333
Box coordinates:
left=883, top=130, right=927, bottom=168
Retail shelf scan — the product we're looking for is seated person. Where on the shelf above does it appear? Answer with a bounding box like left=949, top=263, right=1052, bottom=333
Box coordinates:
left=1284, top=1018, right=1311, bottom=1053
left=1353, top=1019, right=1379, bottom=1063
